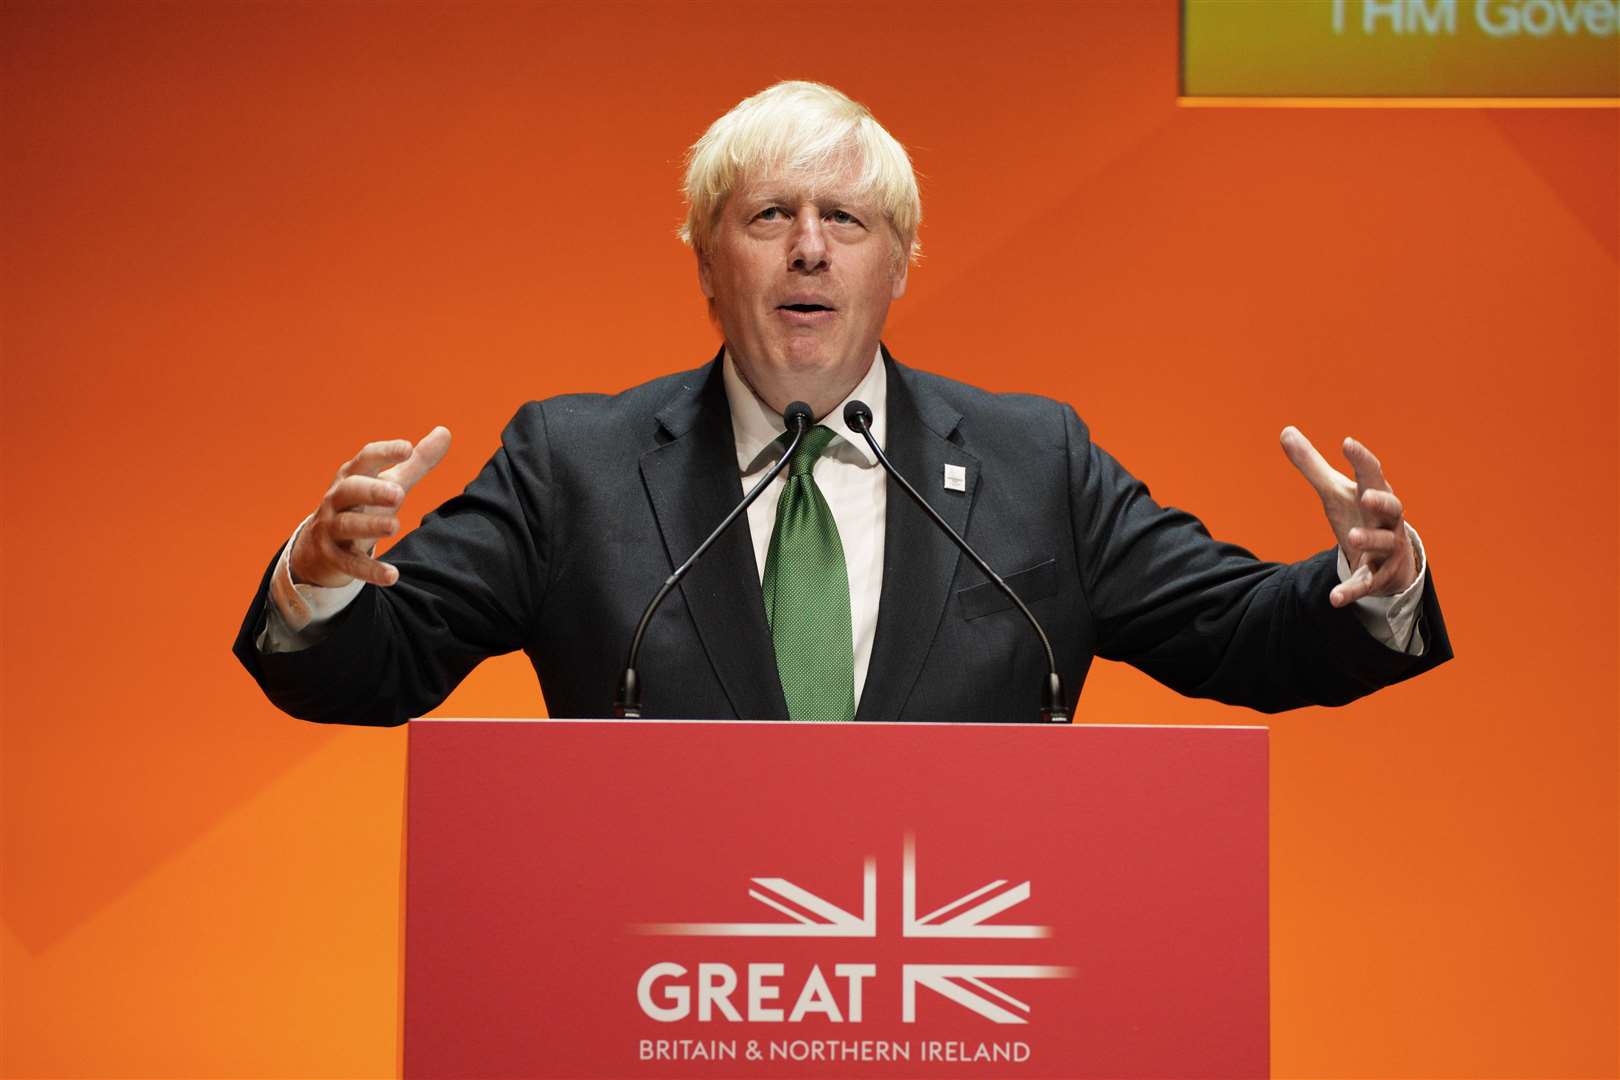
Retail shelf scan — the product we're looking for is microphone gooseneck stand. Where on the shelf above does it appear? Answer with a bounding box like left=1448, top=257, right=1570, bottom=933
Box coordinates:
left=844, top=399, right=1071, bottom=723
left=614, top=401, right=814, bottom=719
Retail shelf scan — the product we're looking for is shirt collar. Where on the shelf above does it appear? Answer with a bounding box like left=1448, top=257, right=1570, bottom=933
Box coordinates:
left=723, top=347, right=887, bottom=476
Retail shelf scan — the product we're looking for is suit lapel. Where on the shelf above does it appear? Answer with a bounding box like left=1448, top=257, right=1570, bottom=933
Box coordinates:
left=640, top=360, right=789, bottom=721
left=855, top=355, right=978, bottom=723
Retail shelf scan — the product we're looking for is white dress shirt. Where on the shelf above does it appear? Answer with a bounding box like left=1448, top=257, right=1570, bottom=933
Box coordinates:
left=259, top=350, right=1428, bottom=681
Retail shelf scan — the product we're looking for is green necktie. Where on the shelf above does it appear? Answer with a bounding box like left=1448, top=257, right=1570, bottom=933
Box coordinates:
left=762, top=425, right=855, bottom=723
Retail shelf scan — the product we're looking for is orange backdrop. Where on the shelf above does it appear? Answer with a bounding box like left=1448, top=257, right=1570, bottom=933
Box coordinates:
left=3, top=3, right=1616, bottom=1077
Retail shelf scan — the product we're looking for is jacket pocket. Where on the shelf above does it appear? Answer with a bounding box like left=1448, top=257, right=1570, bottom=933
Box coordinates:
left=956, top=557, right=1058, bottom=621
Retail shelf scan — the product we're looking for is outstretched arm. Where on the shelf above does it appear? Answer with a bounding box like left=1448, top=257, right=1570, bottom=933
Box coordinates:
left=234, top=408, right=550, bottom=725
left=1071, top=409, right=1450, bottom=712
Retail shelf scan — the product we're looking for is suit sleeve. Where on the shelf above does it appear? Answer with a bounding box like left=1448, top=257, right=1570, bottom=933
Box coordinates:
left=1065, top=406, right=1451, bottom=712
left=231, top=403, right=552, bottom=726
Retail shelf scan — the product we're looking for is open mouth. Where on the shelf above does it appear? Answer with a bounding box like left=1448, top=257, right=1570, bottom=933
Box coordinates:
left=780, top=303, right=834, bottom=314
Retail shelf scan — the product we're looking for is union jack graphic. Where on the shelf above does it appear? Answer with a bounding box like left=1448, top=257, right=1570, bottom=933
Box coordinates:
left=633, top=857, right=876, bottom=937
left=632, top=833, right=1073, bottom=1022
left=902, top=833, right=1051, bottom=939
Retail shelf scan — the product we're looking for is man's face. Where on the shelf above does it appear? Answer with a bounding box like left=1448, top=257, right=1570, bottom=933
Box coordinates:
left=698, top=169, right=907, bottom=419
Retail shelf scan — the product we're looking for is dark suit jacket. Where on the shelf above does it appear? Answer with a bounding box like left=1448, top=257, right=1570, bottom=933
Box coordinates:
left=233, top=349, right=1451, bottom=725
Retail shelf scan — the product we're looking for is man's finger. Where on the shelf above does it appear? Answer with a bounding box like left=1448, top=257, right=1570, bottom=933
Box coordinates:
left=1279, top=426, right=1346, bottom=500
left=329, top=511, right=400, bottom=543
left=380, top=426, right=452, bottom=493
left=341, top=440, right=414, bottom=479
left=1346, top=525, right=1401, bottom=555
left=1342, top=437, right=1392, bottom=495
left=329, top=543, right=400, bottom=587
left=1330, top=562, right=1375, bottom=607
left=1359, top=488, right=1404, bottom=525
left=328, top=475, right=405, bottom=513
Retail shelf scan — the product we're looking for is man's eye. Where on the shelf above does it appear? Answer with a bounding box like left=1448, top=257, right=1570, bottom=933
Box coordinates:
left=756, top=207, right=787, bottom=221
left=827, top=209, right=862, bottom=226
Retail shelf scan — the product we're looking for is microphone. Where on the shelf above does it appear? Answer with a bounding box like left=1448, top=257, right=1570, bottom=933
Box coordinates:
left=614, top=400, right=815, bottom=719
left=843, top=400, right=1071, bottom=723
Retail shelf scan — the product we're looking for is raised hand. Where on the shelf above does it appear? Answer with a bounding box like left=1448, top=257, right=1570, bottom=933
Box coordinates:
left=1280, top=426, right=1418, bottom=608
left=290, top=427, right=453, bottom=588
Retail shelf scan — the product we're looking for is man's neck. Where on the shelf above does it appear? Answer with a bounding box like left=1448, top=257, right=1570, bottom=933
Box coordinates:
left=726, top=351, right=876, bottom=423
left=722, top=347, right=886, bottom=472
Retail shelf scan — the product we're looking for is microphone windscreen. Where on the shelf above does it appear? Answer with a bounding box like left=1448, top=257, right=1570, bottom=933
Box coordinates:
left=843, top=400, right=874, bottom=431
left=783, top=400, right=814, bottom=430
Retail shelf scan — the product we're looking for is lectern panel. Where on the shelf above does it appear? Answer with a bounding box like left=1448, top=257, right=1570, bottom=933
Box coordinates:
left=405, top=720, right=1267, bottom=1078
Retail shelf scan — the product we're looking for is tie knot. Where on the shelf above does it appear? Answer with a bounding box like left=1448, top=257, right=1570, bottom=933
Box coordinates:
left=786, top=424, right=838, bottom=477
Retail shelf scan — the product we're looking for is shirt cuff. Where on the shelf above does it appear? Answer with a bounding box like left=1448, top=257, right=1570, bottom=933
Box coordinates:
left=1339, top=523, right=1427, bottom=656
left=255, top=516, right=365, bottom=653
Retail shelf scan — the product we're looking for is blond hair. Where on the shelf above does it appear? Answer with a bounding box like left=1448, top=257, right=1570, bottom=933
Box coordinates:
left=679, top=81, right=921, bottom=263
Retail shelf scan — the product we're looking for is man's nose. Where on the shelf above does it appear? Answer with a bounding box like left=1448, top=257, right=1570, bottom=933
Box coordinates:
left=788, top=215, right=828, bottom=272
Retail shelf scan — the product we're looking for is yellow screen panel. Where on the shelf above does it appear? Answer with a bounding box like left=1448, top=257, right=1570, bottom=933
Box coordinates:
left=1183, top=0, right=1620, bottom=101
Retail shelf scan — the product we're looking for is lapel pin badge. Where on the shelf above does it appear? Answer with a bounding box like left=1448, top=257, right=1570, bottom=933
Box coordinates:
left=943, top=463, right=967, bottom=492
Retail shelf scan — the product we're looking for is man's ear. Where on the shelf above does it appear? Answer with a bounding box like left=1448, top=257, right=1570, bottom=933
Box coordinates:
left=891, top=255, right=909, bottom=301
left=696, top=249, right=715, bottom=300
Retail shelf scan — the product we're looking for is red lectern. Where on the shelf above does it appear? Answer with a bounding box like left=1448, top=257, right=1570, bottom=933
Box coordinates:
left=405, top=720, right=1268, bottom=1078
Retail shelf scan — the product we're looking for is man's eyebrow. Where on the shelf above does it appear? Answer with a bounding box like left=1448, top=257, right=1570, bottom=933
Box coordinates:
left=735, top=188, right=877, bottom=218
left=763, top=192, right=875, bottom=209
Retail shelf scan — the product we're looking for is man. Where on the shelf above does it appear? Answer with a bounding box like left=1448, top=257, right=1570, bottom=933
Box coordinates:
left=233, top=81, right=1449, bottom=726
